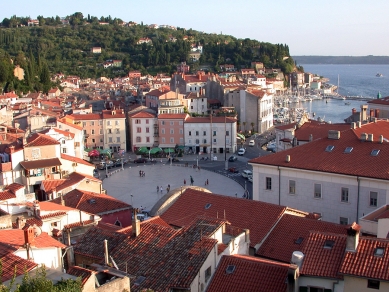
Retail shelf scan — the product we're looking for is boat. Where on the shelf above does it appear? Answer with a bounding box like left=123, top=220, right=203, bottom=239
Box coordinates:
left=376, top=73, right=383, bottom=77
left=345, top=102, right=351, bottom=105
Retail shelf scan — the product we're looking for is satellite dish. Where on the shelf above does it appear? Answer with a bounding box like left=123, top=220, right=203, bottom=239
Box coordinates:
left=33, top=225, right=42, bottom=237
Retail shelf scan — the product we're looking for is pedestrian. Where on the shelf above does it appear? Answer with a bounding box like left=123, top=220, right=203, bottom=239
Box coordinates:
left=184, top=179, right=186, bottom=185
left=139, top=170, right=141, bottom=177
left=206, top=179, right=209, bottom=185
left=160, top=186, right=163, bottom=194
left=190, top=176, right=194, bottom=186
left=157, top=186, right=159, bottom=193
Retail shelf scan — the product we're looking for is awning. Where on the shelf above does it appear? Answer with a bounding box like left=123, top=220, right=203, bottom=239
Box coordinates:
left=137, top=147, right=148, bottom=153
left=163, top=148, right=175, bottom=153
left=177, top=146, right=185, bottom=150
left=20, top=158, right=62, bottom=170
left=149, top=147, right=162, bottom=154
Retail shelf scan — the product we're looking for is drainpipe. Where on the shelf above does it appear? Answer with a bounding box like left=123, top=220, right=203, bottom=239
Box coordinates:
left=332, top=279, right=340, bottom=292
left=357, top=176, right=360, bottom=223
left=278, top=166, right=281, bottom=206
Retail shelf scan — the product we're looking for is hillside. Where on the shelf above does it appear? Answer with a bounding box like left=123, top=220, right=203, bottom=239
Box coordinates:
left=293, top=55, right=389, bottom=65
left=0, top=13, right=295, bottom=94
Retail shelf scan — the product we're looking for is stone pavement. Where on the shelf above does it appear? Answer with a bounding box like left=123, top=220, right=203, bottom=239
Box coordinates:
left=102, top=162, right=245, bottom=212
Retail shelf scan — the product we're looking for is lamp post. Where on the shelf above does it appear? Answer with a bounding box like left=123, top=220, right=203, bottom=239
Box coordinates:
left=148, top=149, right=151, bottom=160
left=105, top=162, right=108, bottom=178
left=121, top=157, right=124, bottom=170
left=224, top=114, right=228, bottom=170
left=130, top=194, right=133, bottom=207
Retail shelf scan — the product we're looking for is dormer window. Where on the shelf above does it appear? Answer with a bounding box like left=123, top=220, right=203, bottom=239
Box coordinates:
left=295, top=237, right=304, bottom=245
left=325, top=145, right=335, bottom=152
left=205, top=203, right=212, bottom=209
left=324, top=240, right=335, bottom=249
left=344, top=147, right=353, bottom=153
left=226, top=265, right=235, bottom=274
left=374, top=247, right=385, bottom=257
left=371, top=149, right=380, bottom=156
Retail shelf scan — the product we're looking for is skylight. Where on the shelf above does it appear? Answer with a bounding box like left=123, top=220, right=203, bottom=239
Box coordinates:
left=374, top=247, right=385, bottom=257
left=371, top=149, right=380, bottom=156
left=205, top=203, right=212, bottom=209
left=295, top=237, right=304, bottom=245
left=134, top=276, right=146, bottom=286
left=324, top=240, right=335, bottom=249
left=226, top=265, right=236, bottom=274
left=344, top=147, right=353, bottom=154
left=325, top=145, right=335, bottom=152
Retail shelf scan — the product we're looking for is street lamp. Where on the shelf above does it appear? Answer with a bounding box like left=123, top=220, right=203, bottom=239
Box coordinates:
left=224, top=114, right=228, bottom=170
left=130, top=194, right=133, bottom=206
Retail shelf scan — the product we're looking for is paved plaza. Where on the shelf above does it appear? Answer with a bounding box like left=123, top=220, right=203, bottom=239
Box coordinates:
left=102, top=162, right=245, bottom=212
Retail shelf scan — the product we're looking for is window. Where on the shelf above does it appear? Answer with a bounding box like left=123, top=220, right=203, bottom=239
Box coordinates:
left=107, top=121, right=111, bottom=126
left=162, top=138, right=165, bottom=143
left=314, top=184, right=322, bottom=198
left=146, top=119, right=149, bottom=124
left=340, top=217, right=348, bottom=225
left=370, top=191, right=378, bottom=207
left=100, top=129, right=103, bottom=134
left=99, top=120, right=103, bottom=125
left=91, top=129, right=95, bottom=135
left=91, top=121, right=94, bottom=126
left=203, top=131, right=206, bottom=136
left=62, top=140, right=66, bottom=144
left=170, top=138, right=174, bottom=143
left=189, top=131, right=192, bottom=136
left=204, top=139, right=207, bottom=144
left=170, top=129, right=174, bottom=134
left=74, top=142, right=80, bottom=147
left=82, top=122, right=86, bottom=127
left=226, top=130, right=229, bottom=136
left=83, top=130, right=87, bottom=135
left=136, top=137, right=141, bottom=142
left=195, top=139, right=200, bottom=144
left=368, top=279, right=380, bottom=289
left=108, top=129, right=112, bottom=134
left=374, top=247, right=385, bottom=257
left=146, top=127, right=149, bottom=133
left=213, top=130, right=216, bottom=136
left=325, top=145, right=335, bottom=152
left=116, top=137, right=120, bottom=143
left=170, top=121, right=174, bottom=126
left=161, top=121, right=165, bottom=125
left=115, top=121, right=119, bottom=126
left=137, top=127, right=141, bottom=133
left=161, top=129, right=165, bottom=134
left=179, top=129, right=183, bottom=134
left=62, top=148, right=67, bottom=154
left=109, top=137, right=112, bottom=143
left=196, top=131, right=199, bottom=136
left=146, top=137, right=150, bottom=142
left=205, top=266, right=211, bottom=282
left=371, top=149, right=380, bottom=156
left=213, top=138, right=216, bottom=143
left=92, top=139, right=95, bottom=143
left=341, top=188, right=349, bottom=202
left=266, top=177, right=272, bottom=190
left=51, top=222, right=58, bottom=227
left=324, top=240, right=335, bottom=249
left=135, top=119, right=140, bottom=124
left=289, top=180, right=296, bottom=194
left=100, top=138, right=103, bottom=142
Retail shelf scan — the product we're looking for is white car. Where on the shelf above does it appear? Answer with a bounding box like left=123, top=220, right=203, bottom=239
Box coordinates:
left=242, top=170, right=253, bottom=178
left=249, top=140, right=255, bottom=146
left=248, top=175, right=253, bottom=182
left=238, top=148, right=246, bottom=155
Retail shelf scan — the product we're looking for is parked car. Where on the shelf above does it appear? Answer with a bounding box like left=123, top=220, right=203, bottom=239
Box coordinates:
left=93, top=169, right=100, bottom=178
left=228, top=167, right=239, bottom=173
left=228, top=156, right=237, bottom=162
left=134, top=158, right=147, bottom=163
left=248, top=175, right=253, bottom=183
left=266, top=142, right=276, bottom=152
left=113, top=159, right=123, bottom=167
left=238, top=148, right=246, bottom=155
left=241, top=170, right=253, bottom=178
left=98, top=160, right=114, bottom=170
left=249, top=140, right=255, bottom=146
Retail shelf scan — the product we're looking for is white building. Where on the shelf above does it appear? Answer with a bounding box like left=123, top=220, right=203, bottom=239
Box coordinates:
left=249, top=121, right=389, bottom=224
left=128, top=111, right=157, bottom=151
left=185, top=92, right=208, bottom=115
left=184, top=116, right=237, bottom=155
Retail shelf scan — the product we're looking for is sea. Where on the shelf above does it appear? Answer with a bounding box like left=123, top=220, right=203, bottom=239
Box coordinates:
left=295, top=64, right=389, bottom=123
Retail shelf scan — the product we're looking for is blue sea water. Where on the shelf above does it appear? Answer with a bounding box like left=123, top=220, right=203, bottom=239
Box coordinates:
left=296, top=64, right=389, bottom=123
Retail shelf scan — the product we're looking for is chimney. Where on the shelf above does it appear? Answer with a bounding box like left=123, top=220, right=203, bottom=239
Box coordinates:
left=16, top=216, right=26, bottom=229
left=360, top=133, right=367, bottom=141
left=24, top=227, right=34, bottom=259
left=60, top=194, right=65, bottom=206
left=33, top=200, right=40, bottom=218
left=380, top=135, right=384, bottom=143
left=346, top=222, right=361, bottom=252
left=132, top=208, right=141, bottom=237
left=286, top=155, right=291, bottom=163
left=328, top=130, right=340, bottom=140
left=309, top=134, right=313, bottom=142
left=352, top=108, right=357, bottom=115
left=290, top=251, right=304, bottom=270
left=367, top=133, right=374, bottom=142
left=287, top=264, right=299, bottom=292
left=357, top=121, right=362, bottom=128
left=104, top=239, right=109, bottom=265
left=351, top=122, right=356, bottom=129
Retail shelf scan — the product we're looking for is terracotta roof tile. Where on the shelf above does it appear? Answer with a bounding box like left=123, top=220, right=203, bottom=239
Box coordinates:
left=301, top=232, right=347, bottom=279
left=158, top=113, right=189, bottom=119
left=129, top=111, right=156, bottom=118
left=19, top=158, right=62, bottom=170
left=0, top=190, right=16, bottom=201
left=295, top=120, right=351, bottom=141
left=67, top=113, right=102, bottom=121
left=340, top=237, right=389, bottom=280
left=207, top=255, right=290, bottom=292
left=25, top=133, right=60, bottom=147
left=0, top=252, right=37, bottom=282
left=4, top=183, right=25, bottom=193
left=64, top=220, right=95, bottom=229
left=368, top=96, right=389, bottom=105
left=160, top=189, right=286, bottom=248
left=250, top=122, right=389, bottom=180
left=66, top=266, right=94, bottom=286
left=185, top=116, right=237, bottom=124
left=60, top=153, right=94, bottom=166
left=51, top=189, right=131, bottom=215
left=256, top=214, right=347, bottom=262
left=40, top=128, right=75, bottom=138
left=41, top=179, right=67, bottom=193
left=0, top=229, right=66, bottom=249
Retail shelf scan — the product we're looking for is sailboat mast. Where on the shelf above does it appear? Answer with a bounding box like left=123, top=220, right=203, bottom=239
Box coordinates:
left=337, top=74, right=339, bottom=95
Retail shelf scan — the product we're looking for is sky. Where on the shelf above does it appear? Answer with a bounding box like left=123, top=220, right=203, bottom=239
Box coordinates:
left=1, top=0, right=389, bottom=56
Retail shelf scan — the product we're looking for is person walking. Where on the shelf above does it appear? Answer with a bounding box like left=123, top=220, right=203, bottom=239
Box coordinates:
left=190, top=176, right=194, bottom=186
left=184, top=179, right=186, bottom=185
left=157, top=186, right=159, bottom=193
left=160, top=186, right=163, bottom=194
left=206, top=179, right=209, bottom=185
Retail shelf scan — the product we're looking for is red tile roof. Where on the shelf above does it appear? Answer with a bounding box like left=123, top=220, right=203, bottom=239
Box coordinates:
left=66, top=266, right=94, bottom=286
left=157, top=113, right=189, bottom=119
left=67, top=113, right=102, bottom=121
left=367, top=96, right=389, bottom=105
left=19, top=158, right=62, bottom=170
left=185, top=116, right=237, bottom=124
left=257, top=214, right=347, bottom=262
left=340, top=237, right=389, bottom=281
left=129, top=111, right=156, bottom=118
left=4, top=183, right=24, bottom=193
left=301, top=232, right=347, bottom=279
left=51, top=189, right=131, bottom=215
left=250, top=123, right=389, bottom=180
left=0, top=230, right=66, bottom=249
left=60, top=153, right=94, bottom=166
left=40, top=128, right=75, bottom=138
left=0, top=252, right=37, bottom=282
left=295, top=120, right=350, bottom=141
left=207, top=255, right=290, bottom=292
left=0, top=190, right=16, bottom=201
left=25, top=133, right=60, bottom=147
left=41, top=179, right=67, bottom=193
left=160, top=189, right=286, bottom=248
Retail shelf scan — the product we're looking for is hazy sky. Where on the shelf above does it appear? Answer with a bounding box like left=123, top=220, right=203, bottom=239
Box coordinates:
left=2, top=0, right=388, bottom=56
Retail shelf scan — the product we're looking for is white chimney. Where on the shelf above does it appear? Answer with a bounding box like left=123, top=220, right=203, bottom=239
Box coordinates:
left=104, top=239, right=109, bottom=265
left=291, top=251, right=304, bottom=270
left=286, top=155, right=291, bottom=163
left=360, top=133, right=367, bottom=141
left=367, top=133, right=374, bottom=142
left=357, top=121, right=362, bottom=128
left=328, top=130, right=340, bottom=140
left=351, top=122, right=356, bottom=129
left=132, top=208, right=141, bottom=237
left=380, top=135, right=384, bottom=143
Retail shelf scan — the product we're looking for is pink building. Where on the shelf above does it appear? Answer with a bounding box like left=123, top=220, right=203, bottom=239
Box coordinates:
left=158, top=113, right=189, bottom=148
